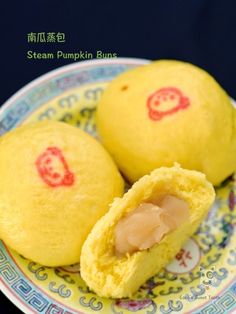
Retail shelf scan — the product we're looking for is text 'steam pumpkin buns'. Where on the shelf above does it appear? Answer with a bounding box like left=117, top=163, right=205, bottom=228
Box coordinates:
left=97, top=60, right=236, bottom=185
left=80, top=164, right=215, bottom=298
left=0, top=121, right=124, bottom=266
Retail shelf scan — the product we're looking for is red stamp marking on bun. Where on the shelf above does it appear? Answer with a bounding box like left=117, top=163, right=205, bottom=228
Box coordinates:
left=147, top=87, right=190, bottom=121
left=36, top=147, right=75, bottom=187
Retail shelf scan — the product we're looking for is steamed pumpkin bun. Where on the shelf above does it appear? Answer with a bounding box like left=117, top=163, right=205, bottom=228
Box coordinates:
left=80, top=164, right=215, bottom=298
left=97, top=60, right=236, bottom=185
left=0, top=121, right=124, bottom=266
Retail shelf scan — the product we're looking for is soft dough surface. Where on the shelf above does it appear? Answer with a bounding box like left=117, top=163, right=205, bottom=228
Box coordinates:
left=80, top=164, right=215, bottom=298
left=0, top=121, right=124, bottom=266
left=97, top=60, right=236, bottom=185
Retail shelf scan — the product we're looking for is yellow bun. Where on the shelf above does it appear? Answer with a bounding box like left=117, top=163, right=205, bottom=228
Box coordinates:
left=97, top=60, right=236, bottom=185
left=0, top=121, right=124, bottom=266
left=80, top=164, right=215, bottom=298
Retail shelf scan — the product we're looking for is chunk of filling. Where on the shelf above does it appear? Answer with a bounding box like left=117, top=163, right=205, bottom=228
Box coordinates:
left=115, top=195, right=189, bottom=256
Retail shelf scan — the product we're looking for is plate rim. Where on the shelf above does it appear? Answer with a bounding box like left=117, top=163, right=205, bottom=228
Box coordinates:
left=0, top=57, right=150, bottom=117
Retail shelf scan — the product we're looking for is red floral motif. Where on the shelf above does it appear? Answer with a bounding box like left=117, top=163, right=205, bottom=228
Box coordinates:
left=36, top=147, right=75, bottom=187
left=115, top=299, right=152, bottom=311
left=147, top=87, right=190, bottom=121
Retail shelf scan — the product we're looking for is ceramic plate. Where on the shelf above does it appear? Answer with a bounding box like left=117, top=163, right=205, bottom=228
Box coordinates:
left=0, top=58, right=236, bottom=314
